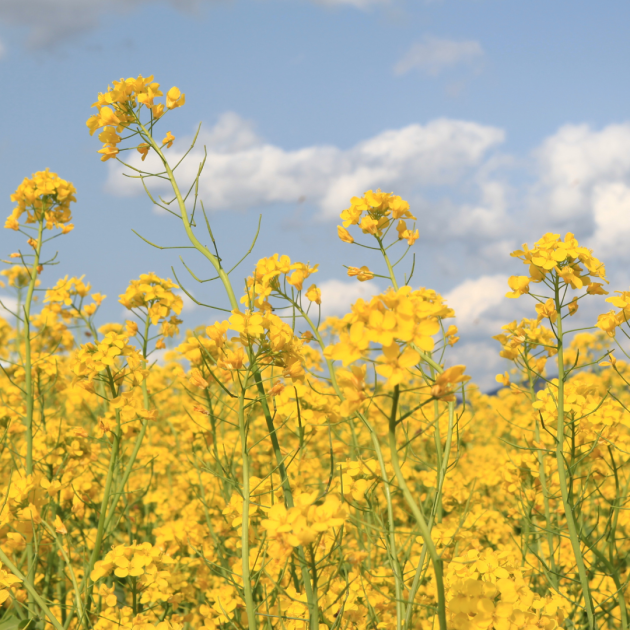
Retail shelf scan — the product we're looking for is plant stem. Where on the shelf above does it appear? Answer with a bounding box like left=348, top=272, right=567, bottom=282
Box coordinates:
left=388, top=386, right=447, bottom=630
left=553, top=276, right=596, bottom=629
left=22, top=216, right=44, bottom=619
left=237, top=382, right=257, bottom=630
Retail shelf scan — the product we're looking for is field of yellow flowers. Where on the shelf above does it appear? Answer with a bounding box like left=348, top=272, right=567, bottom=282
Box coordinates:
left=1, top=74, right=630, bottom=630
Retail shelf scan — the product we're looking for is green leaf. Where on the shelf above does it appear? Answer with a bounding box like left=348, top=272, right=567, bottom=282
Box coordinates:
left=0, top=616, right=21, bottom=630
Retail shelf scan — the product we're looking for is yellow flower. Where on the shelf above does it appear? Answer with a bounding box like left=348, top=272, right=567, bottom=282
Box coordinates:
left=152, top=103, right=165, bottom=119
left=166, top=86, right=186, bottom=109
left=337, top=225, right=354, bottom=243
left=496, top=372, right=510, bottom=387
left=510, top=232, right=607, bottom=291
left=396, top=219, right=419, bottom=245
left=305, top=284, right=321, bottom=305
left=347, top=266, right=374, bottom=282
left=137, top=142, right=150, bottom=161
left=98, top=145, right=119, bottom=162
left=162, top=131, right=175, bottom=148
left=119, top=273, right=183, bottom=325
left=534, top=298, right=557, bottom=324
left=506, top=276, right=530, bottom=298
left=229, top=309, right=264, bottom=339
left=98, top=127, right=121, bottom=145
left=596, top=311, right=620, bottom=337
left=53, top=515, right=67, bottom=535
left=431, top=365, right=470, bottom=400
left=189, top=368, right=209, bottom=390
left=376, top=343, right=420, bottom=386
left=286, top=262, right=318, bottom=291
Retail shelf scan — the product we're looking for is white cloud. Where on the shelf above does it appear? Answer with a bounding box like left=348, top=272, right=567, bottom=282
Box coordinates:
left=0, top=38, right=6, bottom=60
left=448, top=180, right=512, bottom=240
left=590, top=183, right=630, bottom=257
left=394, top=36, right=484, bottom=76
left=445, top=273, right=531, bottom=342
left=445, top=274, right=508, bottom=323
left=0, top=295, right=18, bottom=318
left=532, top=122, right=630, bottom=224
left=0, top=0, right=386, bottom=48
left=318, top=279, right=381, bottom=317
left=108, top=112, right=505, bottom=220
left=175, top=290, right=199, bottom=313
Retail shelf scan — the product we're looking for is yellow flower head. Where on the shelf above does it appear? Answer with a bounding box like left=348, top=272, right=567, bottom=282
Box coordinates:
left=347, top=266, right=374, bottom=282
left=87, top=75, right=185, bottom=160
left=6, top=169, right=76, bottom=232
left=509, top=232, right=607, bottom=292
left=119, top=273, right=183, bottom=325
left=339, top=190, right=416, bottom=246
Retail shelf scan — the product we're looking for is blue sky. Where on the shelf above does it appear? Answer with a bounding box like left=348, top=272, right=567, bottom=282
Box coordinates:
left=2, top=0, right=630, bottom=388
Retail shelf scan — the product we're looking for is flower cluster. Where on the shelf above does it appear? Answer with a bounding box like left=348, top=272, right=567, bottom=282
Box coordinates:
left=0, top=265, right=34, bottom=289
left=261, top=492, right=347, bottom=557
left=444, top=548, right=567, bottom=630
left=508, top=232, right=607, bottom=296
left=5, top=169, right=76, bottom=232
left=73, top=330, right=145, bottom=386
left=228, top=308, right=307, bottom=382
left=596, top=289, right=630, bottom=337
left=494, top=318, right=557, bottom=364
left=119, top=273, right=183, bottom=344
left=44, top=275, right=106, bottom=319
left=241, top=254, right=319, bottom=309
left=91, top=543, right=177, bottom=604
left=86, top=74, right=185, bottom=161
left=338, top=189, right=418, bottom=243
left=0, top=561, right=21, bottom=604
left=325, top=285, right=455, bottom=384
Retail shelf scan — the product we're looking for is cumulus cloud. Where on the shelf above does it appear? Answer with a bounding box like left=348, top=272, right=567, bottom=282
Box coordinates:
left=0, top=0, right=387, bottom=48
left=318, top=279, right=381, bottom=317
left=445, top=273, right=530, bottom=338
left=446, top=274, right=508, bottom=323
left=108, top=112, right=505, bottom=221
left=0, top=295, right=18, bottom=318
left=108, top=116, right=630, bottom=257
left=590, top=183, right=630, bottom=257
left=532, top=122, right=630, bottom=224
left=394, top=36, right=484, bottom=76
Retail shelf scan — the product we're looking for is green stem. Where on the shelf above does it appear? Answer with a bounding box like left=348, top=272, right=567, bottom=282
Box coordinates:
left=103, top=315, right=153, bottom=533
left=82, top=417, right=121, bottom=610
left=388, top=386, right=447, bottom=630
left=237, top=378, right=257, bottom=630
left=553, top=277, right=596, bottom=629
left=22, top=216, right=44, bottom=619
left=139, top=122, right=238, bottom=311
left=528, top=372, right=558, bottom=588
left=377, top=236, right=399, bottom=291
